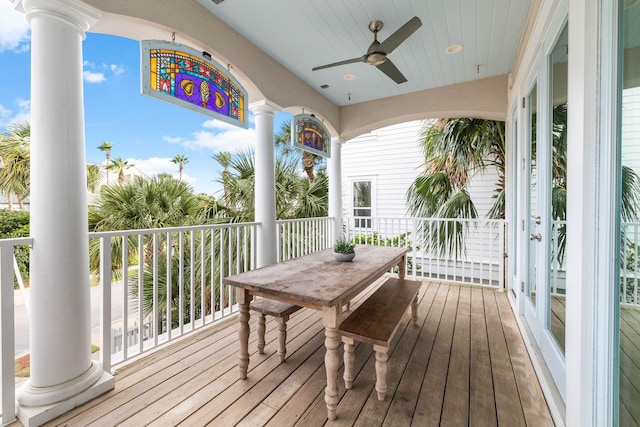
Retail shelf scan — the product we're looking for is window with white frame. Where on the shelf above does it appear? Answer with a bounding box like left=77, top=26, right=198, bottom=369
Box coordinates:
left=352, top=179, right=374, bottom=228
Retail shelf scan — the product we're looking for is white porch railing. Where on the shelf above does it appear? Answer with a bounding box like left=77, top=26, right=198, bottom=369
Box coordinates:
left=277, top=217, right=334, bottom=261
left=344, top=216, right=506, bottom=289
left=91, top=222, right=258, bottom=372
left=621, top=222, right=640, bottom=305
left=4, top=217, right=640, bottom=425
left=0, top=236, right=32, bottom=425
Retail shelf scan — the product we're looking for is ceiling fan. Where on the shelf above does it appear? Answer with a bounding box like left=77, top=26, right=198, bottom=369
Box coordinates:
left=312, top=16, right=422, bottom=84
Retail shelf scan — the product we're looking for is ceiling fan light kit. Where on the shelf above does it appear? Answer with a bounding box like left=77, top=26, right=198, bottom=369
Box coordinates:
left=445, top=44, right=464, bottom=54
left=312, top=16, right=422, bottom=84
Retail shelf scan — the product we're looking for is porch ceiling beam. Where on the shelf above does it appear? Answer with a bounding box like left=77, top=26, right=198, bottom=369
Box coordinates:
left=338, top=74, right=509, bottom=141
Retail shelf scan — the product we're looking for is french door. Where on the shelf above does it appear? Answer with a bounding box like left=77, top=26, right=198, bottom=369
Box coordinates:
left=522, top=22, right=569, bottom=400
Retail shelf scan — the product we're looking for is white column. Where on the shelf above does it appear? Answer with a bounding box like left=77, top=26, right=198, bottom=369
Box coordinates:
left=328, top=138, right=344, bottom=242
left=250, top=100, right=281, bottom=268
left=16, top=0, right=113, bottom=423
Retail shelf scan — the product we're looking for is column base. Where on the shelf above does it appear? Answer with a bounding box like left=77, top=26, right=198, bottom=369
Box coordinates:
left=16, top=362, right=114, bottom=427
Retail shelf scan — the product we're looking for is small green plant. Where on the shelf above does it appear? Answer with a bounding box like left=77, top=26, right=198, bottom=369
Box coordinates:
left=333, top=238, right=355, bottom=254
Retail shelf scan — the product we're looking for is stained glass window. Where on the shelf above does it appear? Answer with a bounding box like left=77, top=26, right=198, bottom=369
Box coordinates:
left=141, top=41, right=248, bottom=129
left=291, top=114, right=331, bottom=158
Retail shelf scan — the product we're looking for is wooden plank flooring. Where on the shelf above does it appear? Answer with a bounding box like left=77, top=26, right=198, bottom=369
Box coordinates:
left=33, top=280, right=553, bottom=427
left=619, top=305, right=640, bottom=426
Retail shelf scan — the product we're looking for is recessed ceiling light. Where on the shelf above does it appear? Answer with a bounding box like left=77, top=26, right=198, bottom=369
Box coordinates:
left=343, top=73, right=357, bottom=81
left=625, top=0, right=639, bottom=8
left=445, top=44, right=464, bottom=55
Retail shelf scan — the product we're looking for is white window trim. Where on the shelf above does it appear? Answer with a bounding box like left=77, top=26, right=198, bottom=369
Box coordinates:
left=349, top=176, right=377, bottom=227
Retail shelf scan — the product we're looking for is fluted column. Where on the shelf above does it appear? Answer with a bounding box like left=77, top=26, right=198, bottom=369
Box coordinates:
left=328, top=137, right=344, bottom=241
left=15, top=0, right=113, bottom=424
left=250, top=100, right=281, bottom=268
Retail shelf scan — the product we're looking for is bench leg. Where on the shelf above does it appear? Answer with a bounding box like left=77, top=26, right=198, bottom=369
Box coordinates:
left=373, top=344, right=388, bottom=401
left=342, top=337, right=355, bottom=389
left=276, top=315, right=289, bottom=362
left=257, top=314, right=266, bottom=354
left=411, top=293, right=419, bottom=326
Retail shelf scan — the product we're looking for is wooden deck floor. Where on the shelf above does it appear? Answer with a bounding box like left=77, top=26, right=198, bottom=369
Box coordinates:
left=33, top=280, right=553, bottom=427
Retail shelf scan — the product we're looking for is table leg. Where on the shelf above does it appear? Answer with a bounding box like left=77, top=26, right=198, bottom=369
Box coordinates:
left=397, top=254, right=406, bottom=279
left=322, top=305, right=342, bottom=421
left=237, top=289, right=252, bottom=379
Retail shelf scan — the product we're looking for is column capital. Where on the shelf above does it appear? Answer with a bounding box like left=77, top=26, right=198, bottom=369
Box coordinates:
left=19, top=0, right=101, bottom=35
left=331, top=137, right=346, bottom=146
left=250, top=99, right=282, bottom=116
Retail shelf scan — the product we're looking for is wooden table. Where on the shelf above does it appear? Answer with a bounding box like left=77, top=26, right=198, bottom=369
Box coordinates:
left=224, top=245, right=408, bottom=421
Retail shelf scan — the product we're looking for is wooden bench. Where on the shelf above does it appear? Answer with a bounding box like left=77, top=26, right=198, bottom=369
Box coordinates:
left=338, top=277, right=421, bottom=401
left=250, top=298, right=302, bottom=362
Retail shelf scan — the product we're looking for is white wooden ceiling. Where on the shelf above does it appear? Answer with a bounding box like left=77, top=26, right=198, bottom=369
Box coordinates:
left=196, top=0, right=530, bottom=107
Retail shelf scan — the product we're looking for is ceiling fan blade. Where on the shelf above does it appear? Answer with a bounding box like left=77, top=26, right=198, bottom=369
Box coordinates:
left=376, top=59, right=407, bottom=84
left=312, top=56, right=366, bottom=71
left=378, top=16, right=422, bottom=54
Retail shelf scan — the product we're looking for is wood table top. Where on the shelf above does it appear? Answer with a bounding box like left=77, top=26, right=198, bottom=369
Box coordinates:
left=224, top=245, right=408, bottom=309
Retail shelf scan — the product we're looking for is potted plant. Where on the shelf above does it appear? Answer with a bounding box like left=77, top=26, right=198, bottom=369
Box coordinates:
left=333, top=237, right=356, bottom=262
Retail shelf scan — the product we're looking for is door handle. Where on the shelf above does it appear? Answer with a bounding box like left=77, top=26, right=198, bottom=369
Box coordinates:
left=530, top=233, right=542, bottom=241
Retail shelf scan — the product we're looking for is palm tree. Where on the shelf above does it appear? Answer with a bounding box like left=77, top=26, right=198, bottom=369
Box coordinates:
left=97, top=141, right=113, bottom=184
left=0, top=121, right=31, bottom=210
left=86, top=163, right=102, bottom=193
left=107, top=157, right=134, bottom=185
left=171, top=154, right=189, bottom=180
left=212, top=152, right=232, bottom=204
left=407, top=113, right=640, bottom=260
left=210, top=149, right=328, bottom=222
left=88, top=175, right=213, bottom=328
left=407, top=118, right=505, bottom=222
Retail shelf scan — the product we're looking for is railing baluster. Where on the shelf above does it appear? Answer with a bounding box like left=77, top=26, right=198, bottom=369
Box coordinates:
left=121, top=236, right=129, bottom=361
left=153, top=233, right=159, bottom=347
left=200, top=229, right=206, bottom=327
left=138, top=234, right=144, bottom=354
left=0, top=245, right=16, bottom=425
left=166, top=232, right=172, bottom=342
left=219, top=229, right=225, bottom=317
left=100, top=236, right=112, bottom=373
left=190, top=230, right=195, bottom=332
left=179, top=231, right=184, bottom=335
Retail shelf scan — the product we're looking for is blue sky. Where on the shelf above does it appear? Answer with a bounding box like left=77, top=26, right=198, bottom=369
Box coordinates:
left=0, top=1, right=291, bottom=195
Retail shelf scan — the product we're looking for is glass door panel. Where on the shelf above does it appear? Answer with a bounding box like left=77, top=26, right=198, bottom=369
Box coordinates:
left=549, top=24, right=568, bottom=353
left=619, top=2, right=640, bottom=425
left=528, top=84, right=538, bottom=306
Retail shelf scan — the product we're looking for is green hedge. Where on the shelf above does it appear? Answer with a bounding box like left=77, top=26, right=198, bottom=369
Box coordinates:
left=0, top=209, right=30, bottom=287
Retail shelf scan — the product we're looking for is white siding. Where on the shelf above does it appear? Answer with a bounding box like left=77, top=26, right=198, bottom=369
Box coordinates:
left=622, top=86, right=640, bottom=177
left=342, top=120, right=424, bottom=218
left=341, top=120, right=501, bottom=219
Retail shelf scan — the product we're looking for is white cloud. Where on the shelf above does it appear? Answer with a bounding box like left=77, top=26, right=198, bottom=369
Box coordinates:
left=82, top=62, right=125, bottom=83
left=165, top=120, right=256, bottom=152
left=162, top=136, right=185, bottom=144
left=0, top=98, right=30, bottom=128
left=0, top=2, right=30, bottom=53
left=83, top=70, right=106, bottom=84
left=110, top=64, right=125, bottom=75
left=124, top=157, right=195, bottom=185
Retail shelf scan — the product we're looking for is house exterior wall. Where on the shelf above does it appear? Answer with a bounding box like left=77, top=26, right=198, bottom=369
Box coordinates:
left=341, top=120, right=423, bottom=220
left=341, top=120, right=501, bottom=220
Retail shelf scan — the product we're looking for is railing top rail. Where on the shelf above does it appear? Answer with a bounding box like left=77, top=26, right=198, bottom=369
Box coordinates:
left=277, top=217, right=333, bottom=225
left=89, top=221, right=260, bottom=238
left=348, top=216, right=506, bottom=225
left=0, top=236, right=33, bottom=247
